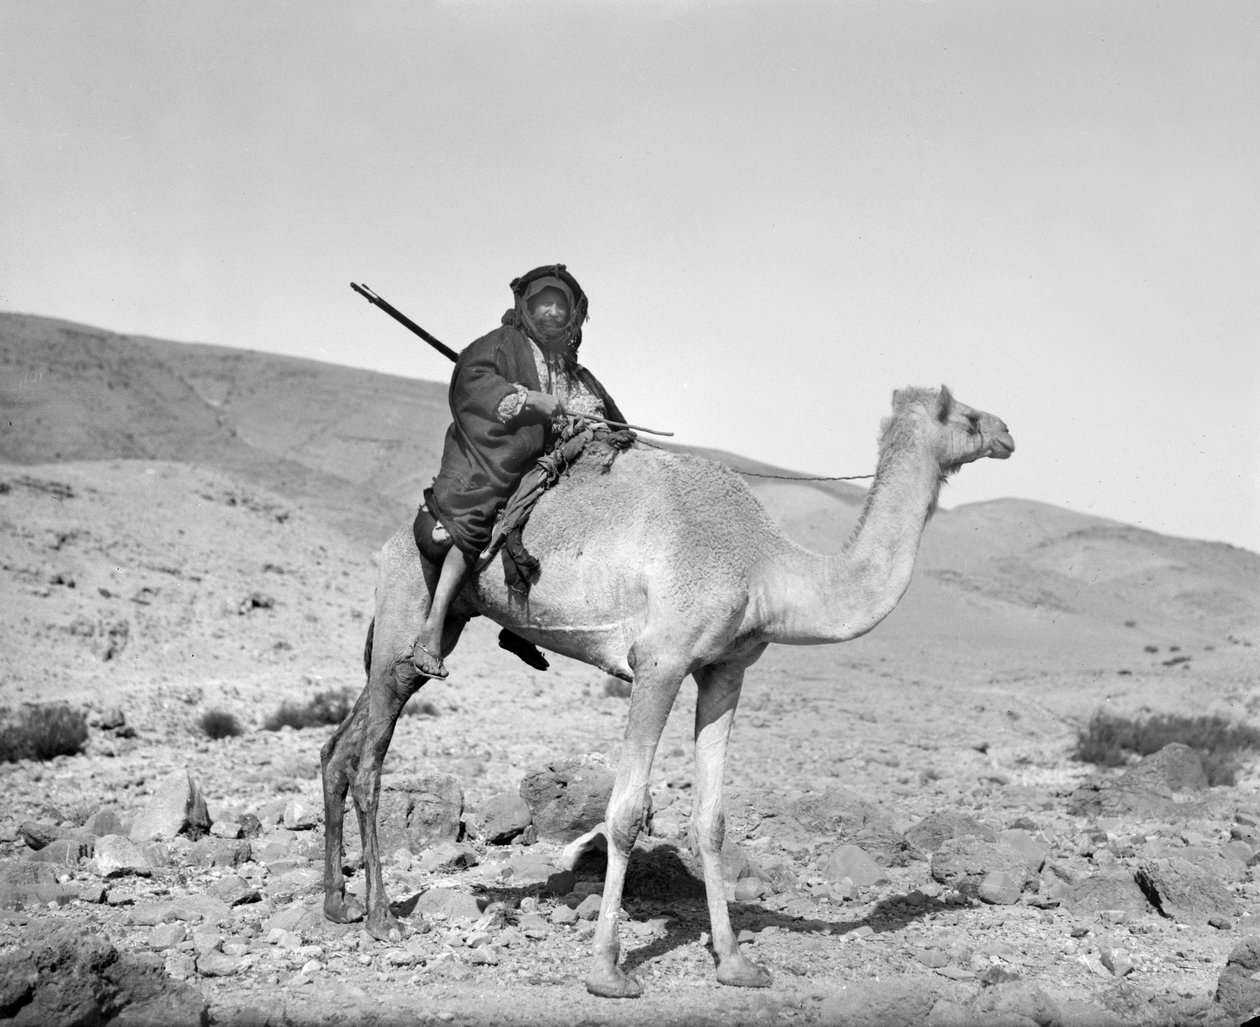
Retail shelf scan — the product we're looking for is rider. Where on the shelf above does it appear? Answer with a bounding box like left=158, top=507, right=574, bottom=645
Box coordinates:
left=411, top=265, right=624, bottom=678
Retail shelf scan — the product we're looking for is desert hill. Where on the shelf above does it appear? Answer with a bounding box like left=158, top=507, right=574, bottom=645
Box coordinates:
left=3, top=310, right=1255, bottom=682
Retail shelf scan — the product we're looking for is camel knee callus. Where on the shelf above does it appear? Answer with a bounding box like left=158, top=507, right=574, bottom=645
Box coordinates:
left=321, top=385, right=1013, bottom=995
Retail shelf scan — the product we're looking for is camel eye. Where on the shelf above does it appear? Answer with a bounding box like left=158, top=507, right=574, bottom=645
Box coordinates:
left=967, top=415, right=980, bottom=434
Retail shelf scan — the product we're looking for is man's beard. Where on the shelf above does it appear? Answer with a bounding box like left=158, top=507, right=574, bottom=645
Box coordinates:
left=533, top=315, right=569, bottom=346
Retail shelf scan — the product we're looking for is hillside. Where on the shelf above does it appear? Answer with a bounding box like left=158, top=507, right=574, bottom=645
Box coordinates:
left=3, top=310, right=1257, bottom=676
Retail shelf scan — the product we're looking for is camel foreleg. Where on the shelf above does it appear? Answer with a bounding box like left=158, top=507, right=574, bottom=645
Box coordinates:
left=585, top=653, right=684, bottom=999
left=692, top=660, right=771, bottom=988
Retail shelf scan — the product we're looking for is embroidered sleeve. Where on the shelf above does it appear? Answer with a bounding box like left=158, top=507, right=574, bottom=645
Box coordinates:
left=495, top=384, right=529, bottom=424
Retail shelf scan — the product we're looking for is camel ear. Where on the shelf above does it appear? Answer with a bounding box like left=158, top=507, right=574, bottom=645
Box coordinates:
left=937, top=385, right=953, bottom=423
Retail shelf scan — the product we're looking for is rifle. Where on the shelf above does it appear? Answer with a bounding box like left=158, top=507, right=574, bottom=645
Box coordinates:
left=350, top=282, right=459, bottom=362
left=349, top=281, right=673, bottom=436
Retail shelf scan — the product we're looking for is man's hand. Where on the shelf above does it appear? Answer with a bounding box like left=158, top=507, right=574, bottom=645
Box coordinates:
left=527, top=391, right=566, bottom=419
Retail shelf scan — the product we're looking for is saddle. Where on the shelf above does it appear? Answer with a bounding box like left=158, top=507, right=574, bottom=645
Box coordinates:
left=478, top=423, right=636, bottom=594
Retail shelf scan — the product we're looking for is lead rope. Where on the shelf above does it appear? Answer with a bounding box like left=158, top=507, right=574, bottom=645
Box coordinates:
left=631, top=435, right=874, bottom=482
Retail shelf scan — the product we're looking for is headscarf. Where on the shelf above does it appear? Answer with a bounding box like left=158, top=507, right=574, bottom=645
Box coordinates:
left=502, top=264, right=589, bottom=360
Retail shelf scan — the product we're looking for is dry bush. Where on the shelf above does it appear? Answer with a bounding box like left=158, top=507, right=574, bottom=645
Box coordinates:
left=403, top=698, right=440, bottom=718
left=0, top=704, right=89, bottom=762
left=199, top=709, right=245, bottom=740
left=1073, top=711, right=1260, bottom=786
left=264, top=688, right=354, bottom=732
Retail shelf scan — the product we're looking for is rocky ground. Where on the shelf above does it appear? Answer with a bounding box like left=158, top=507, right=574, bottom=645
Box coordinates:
left=3, top=460, right=1260, bottom=1026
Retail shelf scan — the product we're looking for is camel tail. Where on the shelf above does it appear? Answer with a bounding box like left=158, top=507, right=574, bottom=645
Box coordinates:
left=363, top=618, right=375, bottom=679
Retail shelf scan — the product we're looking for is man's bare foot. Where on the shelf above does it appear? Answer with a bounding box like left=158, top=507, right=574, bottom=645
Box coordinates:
left=411, top=640, right=448, bottom=679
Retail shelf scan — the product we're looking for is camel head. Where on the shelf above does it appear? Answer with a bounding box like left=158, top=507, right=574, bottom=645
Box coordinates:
left=887, top=386, right=1015, bottom=474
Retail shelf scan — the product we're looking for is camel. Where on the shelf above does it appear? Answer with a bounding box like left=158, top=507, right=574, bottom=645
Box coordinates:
left=320, top=384, right=1014, bottom=998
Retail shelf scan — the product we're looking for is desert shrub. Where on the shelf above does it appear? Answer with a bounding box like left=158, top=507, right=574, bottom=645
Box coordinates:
left=199, top=709, right=244, bottom=740
left=1073, top=711, right=1260, bottom=786
left=264, top=688, right=354, bottom=732
left=0, top=704, right=89, bottom=763
left=403, top=698, right=440, bottom=718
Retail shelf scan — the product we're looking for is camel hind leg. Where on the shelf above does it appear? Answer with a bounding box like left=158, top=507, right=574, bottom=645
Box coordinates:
left=321, top=530, right=458, bottom=935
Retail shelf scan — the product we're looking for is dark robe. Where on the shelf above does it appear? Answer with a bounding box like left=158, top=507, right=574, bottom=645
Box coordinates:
left=428, top=322, right=623, bottom=557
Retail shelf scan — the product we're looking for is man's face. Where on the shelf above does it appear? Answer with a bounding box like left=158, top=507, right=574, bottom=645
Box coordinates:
left=529, top=287, right=570, bottom=341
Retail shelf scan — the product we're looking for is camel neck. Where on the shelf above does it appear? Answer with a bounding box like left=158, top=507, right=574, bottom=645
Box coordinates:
left=752, top=436, right=942, bottom=645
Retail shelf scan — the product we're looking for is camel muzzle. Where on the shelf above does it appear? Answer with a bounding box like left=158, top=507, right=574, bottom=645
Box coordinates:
left=986, top=431, right=1016, bottom=459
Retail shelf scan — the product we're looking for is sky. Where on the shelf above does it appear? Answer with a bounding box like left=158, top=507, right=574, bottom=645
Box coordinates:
left=3, top=1, right=1258, bottom=553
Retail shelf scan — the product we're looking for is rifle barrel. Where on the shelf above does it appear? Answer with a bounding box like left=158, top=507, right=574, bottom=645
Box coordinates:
left=350, top=282, right=459, bottom=362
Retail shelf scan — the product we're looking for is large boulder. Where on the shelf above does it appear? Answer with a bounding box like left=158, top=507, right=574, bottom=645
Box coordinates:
left=1135, top=857, right=1236, bottom=926
left=903, top=811, right=996, bottom=854
left=930, top=835, right=1037, bottom=900
left=377, top=772, right=464, bottom=853
left=470, top=791, right=532, bottom=845
left=1216, top=936, right=1260, bottom=1022
left=1120, top=743, right=1209, bottom=795
left=129, top=770, right=211, bottom=842
left=520, top=754, right=620, bottom=843
left=1059, top=870, right=1154, bottom=916
left=783, top=787, right=908, bottom=864
left=0, top=920, right=207, bottom=1026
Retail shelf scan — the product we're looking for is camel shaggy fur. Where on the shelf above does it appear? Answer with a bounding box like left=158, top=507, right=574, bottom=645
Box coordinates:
left=321, top=385, right=1014, bottom=997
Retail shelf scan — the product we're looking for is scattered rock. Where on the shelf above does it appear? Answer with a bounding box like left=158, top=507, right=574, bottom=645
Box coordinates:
left=129, top=769, right=212, bottom=842
left=18, top=821, right=62, bottom=850
left=93, top=834, right=153, bottom=877
left=197, top=949, right=246, bottom=977
left=1060, top=871, right=1153, bottom=916
left=1135, top=857, right=1236, bottom=926
left=977, top=870, right=1024, bottom=905
left=0, top=861, right=81, bottom=909
left=997, top=828, right=1050, bottom=872
left=207, top=875, right=260, bottom=906
left=1216, top=936, right=1260, bottom=1022
left=147, top=922, right=188, bottom=949
left=0, top=920, right=206, bottom=1026
left=472, top=791, right=532, bottom=845
left=26, top=835, right=93, bottom=866
left=930, top=835, right=1036, bottom=899
left=377, top=773, right=464, bottom=852
left=1120, top=743, right=1209, bottom=795
left=187, top=836, right=252, bottom=867
left=550, top=904, right=579, bottom=925
left=785, top=788, right=908, bottom=865
left=817, top=843, right=889, bottom=889
left=409, top=887, right=486, bottom=921
left=283, top=798, right=319, bottom=830
left=818, top=974, right=956, bottom=1026
left=903, top=811, right=996, bottom=854
left=83, top=807, right=127, bottom=837
left=500, top=853, right=559, bottom=888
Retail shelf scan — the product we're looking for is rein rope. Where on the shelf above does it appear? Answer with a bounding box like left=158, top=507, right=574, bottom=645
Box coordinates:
left=630, top=435, right=874, bottom=482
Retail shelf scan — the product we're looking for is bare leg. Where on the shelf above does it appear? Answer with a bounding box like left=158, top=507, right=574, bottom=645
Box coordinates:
left=412, top=545, right=472, bottom=678
left=692, top=661, right=771, bottom=988
left=585, top=650, right=684, bottom=998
